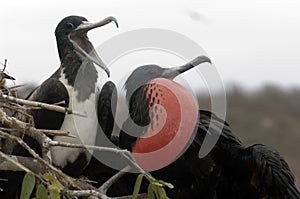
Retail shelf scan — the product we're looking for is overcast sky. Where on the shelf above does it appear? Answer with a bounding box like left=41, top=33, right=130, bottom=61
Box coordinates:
left=1, top=0, right=300, bottom=90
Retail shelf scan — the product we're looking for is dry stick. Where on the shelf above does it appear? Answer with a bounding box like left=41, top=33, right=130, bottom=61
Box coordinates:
left=1, top=103, right=35, bottom=125
left=3, top=59, right=7, bottom=71
left=0, top=127, right=72, bottom=138
left=38, top=129, right=74, bottom=137
left=0, top=131, right=80, bottom=190
left=99, top=166, right=131, bottom=194
left=45, top=140, right=146, bottom=175
left=46, top=140, right=157, bottom=196
left=0, top=108, right=52, bottom=161
left=0, top=151, right=31, bottom=173
left=65, top=190, right=148, bottom=199
left=8, top=84, right=27, bottom=90
left=64, top=190, right=110, bottom=199
left=0, top=155, right=46, bottom=174
left=0, top=94, right=86, bottom=117
left=111, top=193, right=148, bottom=199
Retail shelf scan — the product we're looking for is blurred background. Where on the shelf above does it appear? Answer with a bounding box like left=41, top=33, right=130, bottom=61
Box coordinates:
left=1, top=0, right=299, bottom=188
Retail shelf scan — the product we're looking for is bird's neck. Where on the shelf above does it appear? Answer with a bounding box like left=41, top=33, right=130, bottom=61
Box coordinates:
left=128, top=85, right=152, bottom=127
left=60, top=53, right=80, bottom=83
left=58, top=39, right=98, bottom=101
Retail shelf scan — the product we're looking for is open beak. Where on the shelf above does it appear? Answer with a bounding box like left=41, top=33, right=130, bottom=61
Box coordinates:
left=162, top=55, right=212, bottom=79
left=69, top=16, right=118, bottom=77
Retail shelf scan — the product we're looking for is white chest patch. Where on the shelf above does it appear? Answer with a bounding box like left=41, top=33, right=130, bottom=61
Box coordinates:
left=51, top=73, right=98, bottom=168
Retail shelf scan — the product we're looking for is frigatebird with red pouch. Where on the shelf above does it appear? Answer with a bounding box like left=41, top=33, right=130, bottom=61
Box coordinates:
left=116, top=56, right=300, bottom=199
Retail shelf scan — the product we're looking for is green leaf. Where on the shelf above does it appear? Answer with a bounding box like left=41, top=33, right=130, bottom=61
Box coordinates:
left=157, top=187, right=167, bottom=199
left=151, top=183, right=160, bottom=198
left=42, top=173, right=63, bottom=191
left=49, top=188, right=60, bottom=199
left=42, top=173, right=63, bottom=199
left=158, top=180, right=174, bottom=189
left=36, top=184, right=48, bottom=199
left=147, top=184, right=156, bottom=199
left=20, top=172, right=36, bottom=199
left=151, top=182, right=163, bottom=187
left=133, top=174, right=144, bottom=199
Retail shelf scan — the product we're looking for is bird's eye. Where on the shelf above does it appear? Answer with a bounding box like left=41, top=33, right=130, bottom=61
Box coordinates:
left=66, top=22, right=74, bottom=29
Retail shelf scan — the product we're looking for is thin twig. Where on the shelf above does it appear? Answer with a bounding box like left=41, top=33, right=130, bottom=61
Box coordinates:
left=0, top=155, right=46, bottom=174
left=99, top=166, right=131, bottom=194
left=0, top=94, right=86, bottom=117
left=2, top=59, right=7, bottom=71
left=38, top=129, right=75, bottom=137
left=8, top=84, right=27, bottom=90
left=1, top=103, right=34, bottom=123
left=64, top=189, right=110, bottom=199
left=45, top=140, right=146, bottom=174
left=65, top=190, right=148, bottom=199
left=111, top=193, right=148, bottom=199
left=0, top=151, right=31, bottom=173
left=0, top=127, right=73, bottom=137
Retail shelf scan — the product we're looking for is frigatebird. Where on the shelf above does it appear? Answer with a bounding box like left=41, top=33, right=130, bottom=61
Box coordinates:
left=27, top=15, right=118, bottom=176
left=117, top=56, right=300, bottom=199
left=0, top=15, right=118, bottom=198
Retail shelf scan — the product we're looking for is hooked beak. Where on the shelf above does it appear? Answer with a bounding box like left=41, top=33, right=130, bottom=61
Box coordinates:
left=162, top=55, right=211, bottom=79
left=69, top=16, right=118, bottom=77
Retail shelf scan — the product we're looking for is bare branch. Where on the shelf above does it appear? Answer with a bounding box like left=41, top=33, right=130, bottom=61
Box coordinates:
left=38, top=129, right=75, bottom=137
left=0, top=154, right=45, bottom=174
left=0, top=108, right=51, bottom=160
left=0, top=151, right=31, bottom=173
left=0, top=94, right=86, bottom=117
left=64, top=190, right=148, bottom=199
left=8, top=84, right=27, bottom=90
left=64, top=189, right=110, bottom=199
left=99, top=166, right=130, bottom=194
left=111, top=193, right=148, bottom=199
left=45, top=139, right=146, bottom=174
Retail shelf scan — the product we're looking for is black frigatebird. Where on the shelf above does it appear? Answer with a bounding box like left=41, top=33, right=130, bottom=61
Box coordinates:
left=0, top=15, right=118, bottom=198
left=117, top=56, right=300, bottom=199
left=27, top=15, right=118, bottom=176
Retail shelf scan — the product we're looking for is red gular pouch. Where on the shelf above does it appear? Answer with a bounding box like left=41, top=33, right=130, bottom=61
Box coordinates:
left=132, top=77, right=199, bottom=171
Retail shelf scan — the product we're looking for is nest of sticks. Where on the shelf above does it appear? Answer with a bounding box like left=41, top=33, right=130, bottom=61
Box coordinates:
left=0, top=60, right=164, bottom=199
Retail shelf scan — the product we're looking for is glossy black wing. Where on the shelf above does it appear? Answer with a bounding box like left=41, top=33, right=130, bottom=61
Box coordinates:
left=27, top=77, right=69, bottom=130
left=173, top=110, right=243, bottom=198
left=96, top=81, right=118, bottom=140
left=195, top=110, right=242, bottom=147
left=240, top=144, right=300, bottom=199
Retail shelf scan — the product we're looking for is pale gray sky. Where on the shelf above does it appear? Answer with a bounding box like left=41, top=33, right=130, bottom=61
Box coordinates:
left=1, top=0, right=300, bottom=89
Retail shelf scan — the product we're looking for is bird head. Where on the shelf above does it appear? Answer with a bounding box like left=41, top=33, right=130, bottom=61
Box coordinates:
left=124, top=55, right=211, bottom=103
left=55, top=16, right=118, bottom=77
